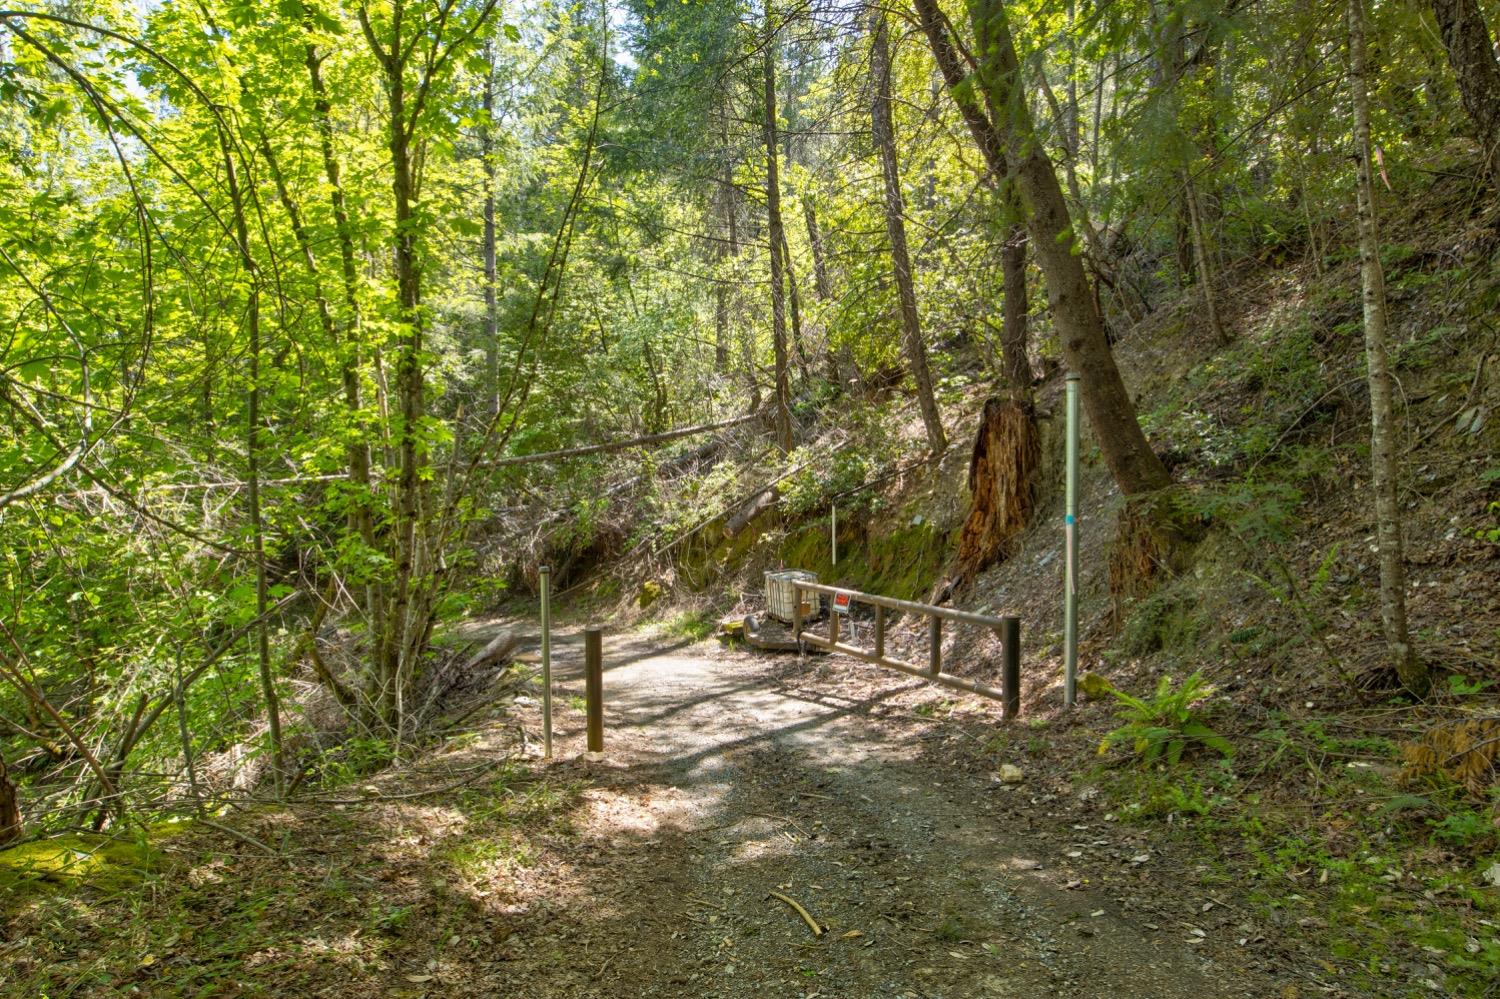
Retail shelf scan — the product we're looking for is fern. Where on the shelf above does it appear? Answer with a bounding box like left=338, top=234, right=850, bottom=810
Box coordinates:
left=1099, top=672, right=1234, bottom=766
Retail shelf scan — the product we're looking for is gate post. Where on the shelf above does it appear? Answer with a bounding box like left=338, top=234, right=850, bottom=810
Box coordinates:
left=1001, top=616, right=1021, bottom=720
left=584, top=627, right=604, bottom=753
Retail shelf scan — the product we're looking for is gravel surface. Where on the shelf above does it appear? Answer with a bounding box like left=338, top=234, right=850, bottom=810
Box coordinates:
left=493, top=629, right=1291, bottom=998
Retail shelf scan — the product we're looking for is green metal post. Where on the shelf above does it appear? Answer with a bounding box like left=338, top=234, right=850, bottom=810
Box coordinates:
left=1064, top=374, right=1079, bottom=708
left=540, top=565, right=553, bottom=758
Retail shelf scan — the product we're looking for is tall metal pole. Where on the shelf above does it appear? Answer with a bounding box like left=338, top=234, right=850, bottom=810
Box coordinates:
left=539, top=565, right=553, bottom=758
left=1064, top=374, right=1080, bottom=708
left=831, top=505, right=838, bottom=567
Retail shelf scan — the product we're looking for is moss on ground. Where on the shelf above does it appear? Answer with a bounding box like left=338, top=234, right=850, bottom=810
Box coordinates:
left=0, top=830, right=167, bottom=903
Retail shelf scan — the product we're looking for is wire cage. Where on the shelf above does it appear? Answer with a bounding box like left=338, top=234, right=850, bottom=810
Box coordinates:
left=764, top=569, right=820, bottom=624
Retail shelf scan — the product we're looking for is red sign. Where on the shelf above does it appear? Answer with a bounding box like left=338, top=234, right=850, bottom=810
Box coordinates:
left=832, top=591, right=852, bottom=614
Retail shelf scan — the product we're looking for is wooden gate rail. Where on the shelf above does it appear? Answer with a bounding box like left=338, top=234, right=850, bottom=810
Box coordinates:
left=791, top=581, right=1021, bottom=719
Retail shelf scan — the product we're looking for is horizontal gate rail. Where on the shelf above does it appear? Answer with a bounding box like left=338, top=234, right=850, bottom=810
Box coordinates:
left=791, top=581, right=1021, bottom=718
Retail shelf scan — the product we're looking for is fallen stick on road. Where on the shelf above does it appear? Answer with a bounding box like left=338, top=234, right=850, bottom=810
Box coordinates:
left=769, top=890, right=825, bottom=937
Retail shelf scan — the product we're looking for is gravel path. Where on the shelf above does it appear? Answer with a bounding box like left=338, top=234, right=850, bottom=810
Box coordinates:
left=497, top=630, right=1286, bottom=998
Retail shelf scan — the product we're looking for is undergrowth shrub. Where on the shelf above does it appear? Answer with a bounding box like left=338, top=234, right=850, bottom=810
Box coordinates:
left=1098, top=672, right=1234, bottom=766
left=1401, top=718, right=1500, bottom=799
left=1118, top=586, right=1204, bottom=654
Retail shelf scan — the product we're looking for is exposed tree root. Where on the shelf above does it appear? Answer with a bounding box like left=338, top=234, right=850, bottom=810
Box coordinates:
left=1107, top=489, right=1202, bottom=617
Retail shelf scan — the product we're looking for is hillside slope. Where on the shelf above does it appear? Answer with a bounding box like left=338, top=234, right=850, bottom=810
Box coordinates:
left=610, top=170, right=1500, bottom=994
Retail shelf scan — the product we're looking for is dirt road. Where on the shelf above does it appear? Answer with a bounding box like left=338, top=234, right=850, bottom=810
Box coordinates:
left=500, top=630, right=1288, bottom=998
left=2, top=627, right=1299, bottom=998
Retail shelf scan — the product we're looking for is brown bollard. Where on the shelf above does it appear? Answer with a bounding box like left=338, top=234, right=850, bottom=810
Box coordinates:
left=584, top=627, right=604, bottom=753
left=1001, top=616, right=1021, bottom=720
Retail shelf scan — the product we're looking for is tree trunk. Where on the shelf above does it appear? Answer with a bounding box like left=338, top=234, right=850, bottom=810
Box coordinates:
left=956, top=396, right=1039, bottom=582
left=1181, top=169, right=1228, bottom=345
left=361, top=6, right=433, bottom=728
left=1000, top=225, right=1033, bottom=390
left=304, top=35, right=381, bottom=629
left=913, top=0, right=1041, bottom=388
left=969, top=0, right=1170, bottom=496
left=714, top=113, right=734, bottom=374
left=1430, top=0, right=1500, bottom=160
left=714, top=209, right=731, bottom=374
left=0, top=752, right=21, bottom=846
left=780, top=224, right=813, bottom=381
left=482, top=44, right=501, bottom=414
left=725, top=162, right=760, bottom=410
left=223, top=141, right=283, bottom=789
left=803, top=194, right=831, bottom=300
left=802, top=192, right=841, bottom=384
left=762, top=37, right=794, bottom=454
left=870, top=8, right=946, bottom=454
left=1350, top=0, right=1427, bottom=697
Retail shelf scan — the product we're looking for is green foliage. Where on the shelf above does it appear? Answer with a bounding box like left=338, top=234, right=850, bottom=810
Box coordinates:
left=1430, top=809, right=1497, bottom=852
left=1447, top=674, right=1496, bottom=697
left=663, top=609, right=718, bottom=641
left=1195, top=480, right=1305, bottom=546
left=314, top=737, right=396, bottom=786
left=1118, top=586, right=1205, bottom=655
left=1476, top=500, right=1500, bottom=545
left=1099, top=672, right=1233, bottom=766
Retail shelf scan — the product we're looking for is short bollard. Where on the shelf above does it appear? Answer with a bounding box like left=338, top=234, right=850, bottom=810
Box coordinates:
left=584, top=627, right=604, bottom=753
left=1001, top=616, right=1021, bottom=721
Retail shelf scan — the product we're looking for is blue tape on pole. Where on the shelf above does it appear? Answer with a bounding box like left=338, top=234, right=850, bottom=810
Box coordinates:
left=1065, top=514, right=1075, bottom=525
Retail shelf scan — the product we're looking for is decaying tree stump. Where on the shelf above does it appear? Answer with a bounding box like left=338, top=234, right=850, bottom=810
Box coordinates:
left=956, top=396, right=1039, bottom=583
left=0, top=752, right=21, bottom=847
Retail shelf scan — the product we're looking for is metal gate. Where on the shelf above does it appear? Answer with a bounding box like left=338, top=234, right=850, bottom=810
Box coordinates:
left=789, top=580, right=1022, bottom=719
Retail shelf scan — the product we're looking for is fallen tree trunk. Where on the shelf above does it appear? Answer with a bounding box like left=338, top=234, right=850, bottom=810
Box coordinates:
left=724, top=485, right=781, bottom=538
left=463, top=631, right=519, bottom=671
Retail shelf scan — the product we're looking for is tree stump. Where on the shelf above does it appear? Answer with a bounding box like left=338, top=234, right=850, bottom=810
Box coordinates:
left=956, top=396, right=1039, bottom=583
left=0, top=753, right=21, bottom=847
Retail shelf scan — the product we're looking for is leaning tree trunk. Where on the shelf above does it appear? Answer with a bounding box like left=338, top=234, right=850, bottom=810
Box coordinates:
left=1350, top=0, right=1428, bottom=697
left=0, top=752, right=20, bottom=846
left=762, top=38, right=794, bottom=454
left=913, top=0, right=1035, bottom=377
left=870, top=8, right=946, bottom=455
left=1430, top=0, right=1500, bottom=163
left=968, top=0, right=1170, bottom=498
